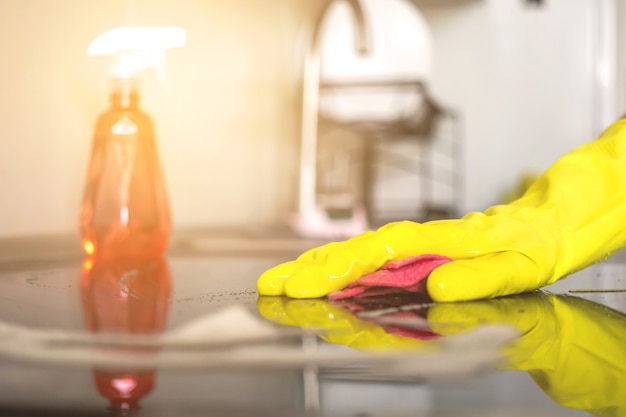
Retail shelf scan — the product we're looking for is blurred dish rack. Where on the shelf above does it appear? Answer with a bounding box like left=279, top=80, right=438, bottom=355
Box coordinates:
left=291, top=0, right=463, bottom=238
left=317, top=78, right=463, bottom=227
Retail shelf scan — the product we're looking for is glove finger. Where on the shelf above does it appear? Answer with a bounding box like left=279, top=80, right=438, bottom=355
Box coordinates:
left=256, top=245, right=380, bottom=297
left=281, top=238, right=402, bottom=298
left=256, top=260, right=302, bottom=295
left=257, top=234, right=382, bottom=296
left=282, top=261, right=358, bottom=298
left=427, top=251, right=544, bottom=302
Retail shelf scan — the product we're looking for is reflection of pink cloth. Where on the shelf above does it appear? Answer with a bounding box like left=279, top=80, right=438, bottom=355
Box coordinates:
left=328, top=254, right=453, bottom=301
left=380, top=311, right=441, bottom=341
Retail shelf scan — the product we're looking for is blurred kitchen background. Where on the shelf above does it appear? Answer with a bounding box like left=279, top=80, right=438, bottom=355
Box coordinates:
left=1, top=0, right=626, bottom=240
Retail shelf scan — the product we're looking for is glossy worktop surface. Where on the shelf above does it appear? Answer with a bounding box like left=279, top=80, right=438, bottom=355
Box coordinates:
left=0, top=232, right=625, bottom=417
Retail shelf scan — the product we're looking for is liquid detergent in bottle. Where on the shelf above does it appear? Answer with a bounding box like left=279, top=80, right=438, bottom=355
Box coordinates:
left=80, top=27, right=185, bottom=260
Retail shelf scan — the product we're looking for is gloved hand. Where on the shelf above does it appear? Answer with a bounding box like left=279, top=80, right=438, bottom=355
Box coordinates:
left=258, top=119, right=626, bottom=301
left=428, top=293, right=626, bottom=417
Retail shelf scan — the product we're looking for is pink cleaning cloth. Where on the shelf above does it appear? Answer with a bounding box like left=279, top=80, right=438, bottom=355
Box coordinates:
left=327, top=254, right=454, bottom=341
left=328, top=254, right=453, bottom=301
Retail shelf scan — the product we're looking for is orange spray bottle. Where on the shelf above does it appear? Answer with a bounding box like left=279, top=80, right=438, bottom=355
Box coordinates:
left=80, top=27, right=186, bottom=260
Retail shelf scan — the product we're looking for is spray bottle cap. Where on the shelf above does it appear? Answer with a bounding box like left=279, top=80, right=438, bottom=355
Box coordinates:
left=87, top=27, right=186, bottom=79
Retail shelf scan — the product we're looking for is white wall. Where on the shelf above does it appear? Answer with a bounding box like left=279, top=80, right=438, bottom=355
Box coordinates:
left=0, top=0, right=621, bottom=238
left=618, top=0, right=626, bottom=114
left=418, top=0, right=620, bottom=212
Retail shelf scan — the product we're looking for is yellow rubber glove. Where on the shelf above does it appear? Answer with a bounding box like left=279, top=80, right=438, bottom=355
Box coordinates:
left=428, top=293, right=626, bottom=417
left=258, top=119, right=626, bottom=301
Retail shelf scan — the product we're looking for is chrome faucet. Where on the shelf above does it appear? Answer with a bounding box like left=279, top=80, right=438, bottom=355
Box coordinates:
left=297, top=0, right=370, bottom=218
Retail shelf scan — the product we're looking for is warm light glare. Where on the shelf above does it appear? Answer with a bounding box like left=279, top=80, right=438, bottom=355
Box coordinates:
left=112, top=376, right=138, bottom=396
left=83, top=240, right=95, bottom=255
left=87, top=27, right=186, bottom=56
left=82, top=258, right=94, bottom=272
left=87, top=26, right=186, bottom=79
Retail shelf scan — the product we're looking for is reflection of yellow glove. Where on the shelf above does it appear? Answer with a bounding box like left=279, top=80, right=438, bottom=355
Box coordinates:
left=258, top=120, right=626, bottom=301
left=256, top=296, right=432, bottom=351
left=428, top=293, right=626, bottom=417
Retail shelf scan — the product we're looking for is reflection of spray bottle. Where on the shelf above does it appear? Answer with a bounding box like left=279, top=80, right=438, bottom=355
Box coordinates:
left=80, top=27, right=186, bottom=260
left=80, top=256, right=172, bottom=413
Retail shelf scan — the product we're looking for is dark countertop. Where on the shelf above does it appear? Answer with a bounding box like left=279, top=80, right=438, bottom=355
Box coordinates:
left=0, top=231, right=624, bottom=417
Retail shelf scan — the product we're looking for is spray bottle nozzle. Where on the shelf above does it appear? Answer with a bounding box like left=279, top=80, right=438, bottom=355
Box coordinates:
left=87, top=26, right=186, bottom=79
